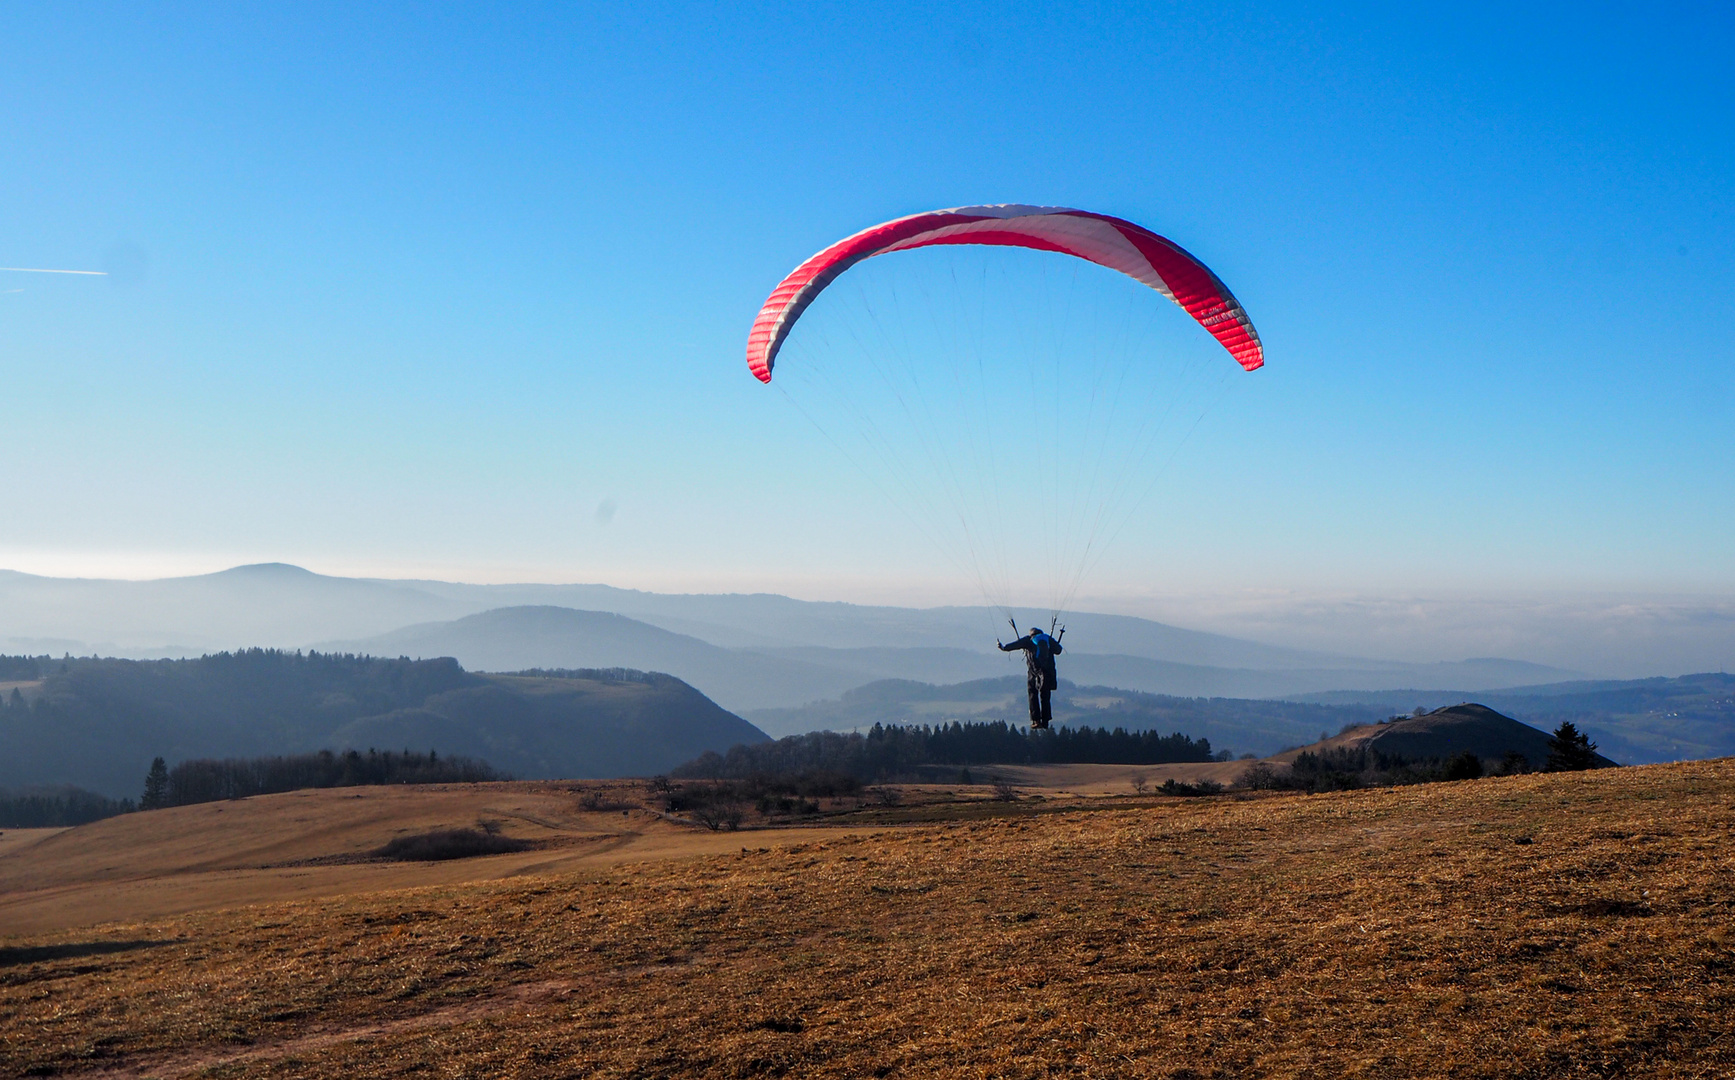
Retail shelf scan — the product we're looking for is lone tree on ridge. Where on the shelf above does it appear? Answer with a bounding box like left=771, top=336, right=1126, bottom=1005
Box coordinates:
left=1546, top=722, right=1601, bottom=772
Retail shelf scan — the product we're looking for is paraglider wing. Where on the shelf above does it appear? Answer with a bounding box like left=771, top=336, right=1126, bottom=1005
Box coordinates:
left=746, top=204, right=1263, bottom=382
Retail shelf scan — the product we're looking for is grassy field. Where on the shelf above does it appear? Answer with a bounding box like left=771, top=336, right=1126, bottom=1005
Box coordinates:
left=0, top=781, right=876, bottom=936
left=3, top=762, right=1733, bottom=1077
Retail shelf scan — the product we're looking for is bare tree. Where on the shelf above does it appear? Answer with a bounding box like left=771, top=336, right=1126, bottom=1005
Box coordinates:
left=869, top=785, right=902, bottom=808
left=691, top=799, right=746, bottom=831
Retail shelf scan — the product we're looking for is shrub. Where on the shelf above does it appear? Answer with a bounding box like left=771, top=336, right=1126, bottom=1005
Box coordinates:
left=1159, top=778, right=1223, bottom=797
left=690, top=800, right=746, bottom=831
left=757, top=795, right=819, bottom=816
left=1444, top=752, right=1484, bottom=781
left=374, top=827, right=530, bottom=861
left=1237, top=762, right=1286, bottom=790
left=663, top=781, right=755, bottom=830
left=1499, top=751, right=1532, bottom=775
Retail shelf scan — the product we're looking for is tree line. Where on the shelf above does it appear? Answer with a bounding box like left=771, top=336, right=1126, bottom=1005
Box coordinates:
left=675, top=720, right=1216, bottom=783
left=0, top=654, right=46, bottom=681
left=140, top=748, right=504, bottom=809
left=501, top=667, right=687, bottom=687
left=0, top=787, right=135, bottom=828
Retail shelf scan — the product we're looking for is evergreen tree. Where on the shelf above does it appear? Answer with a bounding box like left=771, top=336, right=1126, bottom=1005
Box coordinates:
left=1545, top=722, right=1600, bottom=772
left=141, top=757, right=170, bottom=809
left=1443, top=751, right=1484, bottom=781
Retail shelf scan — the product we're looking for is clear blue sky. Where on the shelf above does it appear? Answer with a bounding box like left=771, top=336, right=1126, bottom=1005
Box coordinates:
left=3, top=3, right=1731, bottom=627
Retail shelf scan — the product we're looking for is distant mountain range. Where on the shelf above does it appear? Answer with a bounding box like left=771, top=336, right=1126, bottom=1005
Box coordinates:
left=321, top=605, right=1583, bottom=713
left=0, top=651, right=767, bottom=798
left=0, top=563, right=1586, bottom=712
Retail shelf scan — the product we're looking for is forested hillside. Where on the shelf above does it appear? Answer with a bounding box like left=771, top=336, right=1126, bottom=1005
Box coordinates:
left=675, top=720, right=1218, bottom=783
left=0, top=651, right=766, bottom=797
left=745, top=677, right=1393, bottom=758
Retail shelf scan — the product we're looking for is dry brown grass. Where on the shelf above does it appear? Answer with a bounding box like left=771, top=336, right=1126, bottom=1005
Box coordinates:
left=3, top=762, right=1734, bottom=1078
left=984, top=760, right=1251, bottom=794
left=0, top=781, right=878, bottom=935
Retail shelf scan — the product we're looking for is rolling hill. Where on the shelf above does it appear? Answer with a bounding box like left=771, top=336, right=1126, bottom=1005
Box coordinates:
left=1269, top=703, right=1617, bottom=769
left=1287, top=672, right=1735, bottom=764
left=321, top=606, right=881, bottom=712
left=0, top=651, right=766, bottom=797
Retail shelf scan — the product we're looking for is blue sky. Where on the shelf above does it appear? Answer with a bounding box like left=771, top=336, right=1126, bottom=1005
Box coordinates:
left=2, top=2, right=1731, bottom=659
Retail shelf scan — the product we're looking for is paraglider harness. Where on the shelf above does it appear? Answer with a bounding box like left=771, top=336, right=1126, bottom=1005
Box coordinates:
left=1001, top=617, right=1064, bottom=729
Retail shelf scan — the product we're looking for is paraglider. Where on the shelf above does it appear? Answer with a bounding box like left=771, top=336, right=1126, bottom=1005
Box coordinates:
left=744, top=204, right=1263, bottom=668
left=747, top=204, right=1262, bottom=382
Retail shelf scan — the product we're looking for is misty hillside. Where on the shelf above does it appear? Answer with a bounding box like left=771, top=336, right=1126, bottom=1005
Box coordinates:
left=0, top=651, right=766, bottom=797
left=1286, top=672, right=1735, bottom=764
left=389, top=584, right=1347, bottom=664
left=324, top=605, right=1586, bottom=712
left=1054, top=653, right=1576, bottom=701
left=0, top=566, right=1582, bottom=699
left=0, top=563, right=467, bottom=655
left=322, top=606, right=881, bottom=712
left=744, top=676, right=1392, bottom=757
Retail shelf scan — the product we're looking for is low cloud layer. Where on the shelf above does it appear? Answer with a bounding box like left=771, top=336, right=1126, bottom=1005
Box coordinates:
left=1118, top=590, right=1735, bottom=679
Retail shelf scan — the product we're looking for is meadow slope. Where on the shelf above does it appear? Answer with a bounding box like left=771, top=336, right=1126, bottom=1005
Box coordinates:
left=2, top=762, right=1732, bottom=1078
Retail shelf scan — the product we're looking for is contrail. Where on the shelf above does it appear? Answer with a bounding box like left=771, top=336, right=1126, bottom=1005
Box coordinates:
left=0, top=267, right=107, bottom=275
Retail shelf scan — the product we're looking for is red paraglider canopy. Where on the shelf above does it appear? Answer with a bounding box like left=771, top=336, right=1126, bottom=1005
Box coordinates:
left=747, top=204, right=1262, bottom=382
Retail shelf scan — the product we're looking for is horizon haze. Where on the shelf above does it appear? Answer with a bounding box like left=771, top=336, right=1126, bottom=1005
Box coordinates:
left=3, top=561, right=1728, bottom=687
